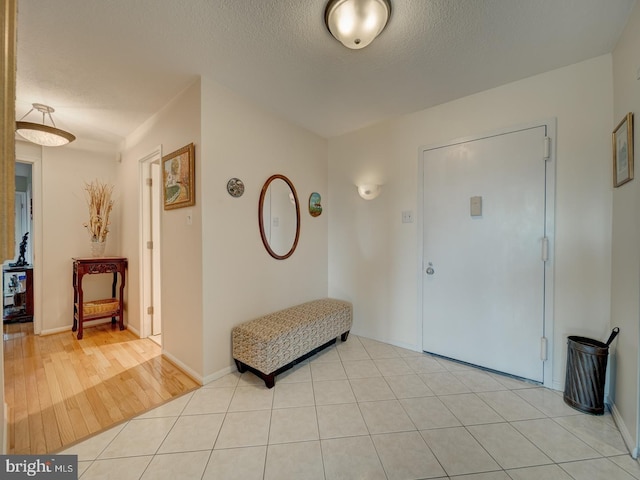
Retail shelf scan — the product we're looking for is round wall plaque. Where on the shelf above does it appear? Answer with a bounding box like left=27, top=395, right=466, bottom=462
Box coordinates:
left=227, top=178, right=245, bottom=197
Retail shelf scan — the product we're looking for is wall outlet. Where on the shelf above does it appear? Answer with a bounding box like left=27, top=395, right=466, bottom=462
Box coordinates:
left=402, top=211, right=414, bottom=223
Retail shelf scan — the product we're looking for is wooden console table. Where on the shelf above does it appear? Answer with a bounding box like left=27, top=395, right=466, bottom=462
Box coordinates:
left=72, top=257, right=127, bottom=339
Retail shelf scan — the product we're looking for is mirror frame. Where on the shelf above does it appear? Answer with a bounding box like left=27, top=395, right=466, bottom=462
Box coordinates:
left=258, top=174, right=301, bottom=260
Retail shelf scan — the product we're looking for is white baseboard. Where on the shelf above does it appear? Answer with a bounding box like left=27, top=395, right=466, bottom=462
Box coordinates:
left=127, top=324, right=140, bottom=337
left=161, top=349, right=203, bottom=385
left=387, top=339, right=422, bottom=353
left=40, top=319, right=115, bottom=336
left=611, top=402, right=637, bottom=458
left=39, top=325, right=76, bottom=335
left=158, top=356, right=236, bottom=387
left=202, top=365, right=235, bottom=386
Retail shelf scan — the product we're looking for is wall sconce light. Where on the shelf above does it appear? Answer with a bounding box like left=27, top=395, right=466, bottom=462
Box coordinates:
left=357, top=184, right=381, bottom=200
left=325, top=0, right=391, bottom=50
left=16, top=103, right=76, bottom=146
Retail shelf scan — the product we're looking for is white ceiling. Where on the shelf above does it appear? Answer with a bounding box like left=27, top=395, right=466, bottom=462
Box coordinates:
left=15, top=0, right=636, bottom=150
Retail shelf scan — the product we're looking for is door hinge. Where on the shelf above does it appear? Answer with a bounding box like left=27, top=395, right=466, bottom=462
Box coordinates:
left=540, top=337, right=548, bottom=361
left=147, top=306, right=154, bottom=315
left=147, top=241, right=153, bottom=249
left=541, top=237, right=549, bottom=262
left=146, top=178, right=152, bottom=187
left=543, top=137, right=551, bottom=160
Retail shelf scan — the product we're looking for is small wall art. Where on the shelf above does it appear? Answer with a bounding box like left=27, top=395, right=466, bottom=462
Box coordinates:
left=163, top=143, right=195, bottom=209
left=309, top=192, right=322, bottom=217
left=227, top=178, right=245, bottom=197
left=612, top=112, right=634, bottom=188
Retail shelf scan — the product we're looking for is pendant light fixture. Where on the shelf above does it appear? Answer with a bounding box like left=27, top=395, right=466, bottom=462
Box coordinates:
left=16, top=103, right=76, bottom=146
left=325, top=0, right=391, bottom=50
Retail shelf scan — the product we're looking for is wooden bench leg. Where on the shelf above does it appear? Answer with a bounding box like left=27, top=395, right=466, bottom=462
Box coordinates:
left=263, top=373, right=275, bottom=389
left=341, top=330, right=350, bottom=341
left=234, top=359, right=248, bottom=373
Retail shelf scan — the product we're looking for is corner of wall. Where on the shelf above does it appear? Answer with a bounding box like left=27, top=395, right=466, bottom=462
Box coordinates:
left=2, top=402, right=7, bottom=454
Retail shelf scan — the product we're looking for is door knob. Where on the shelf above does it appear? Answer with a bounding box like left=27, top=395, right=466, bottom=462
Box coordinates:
left=426, top=262, right=435, bottom=275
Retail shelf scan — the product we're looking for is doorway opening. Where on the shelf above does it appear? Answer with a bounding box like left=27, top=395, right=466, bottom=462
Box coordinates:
left=2, top=162, right=34, bottom=324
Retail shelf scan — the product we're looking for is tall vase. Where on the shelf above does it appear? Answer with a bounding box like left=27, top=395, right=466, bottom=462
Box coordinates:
left=90, top=239, right=106, bottom=257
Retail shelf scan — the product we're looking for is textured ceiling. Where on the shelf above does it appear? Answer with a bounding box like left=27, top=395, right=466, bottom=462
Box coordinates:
left=15, top=0, right=636, bottom=150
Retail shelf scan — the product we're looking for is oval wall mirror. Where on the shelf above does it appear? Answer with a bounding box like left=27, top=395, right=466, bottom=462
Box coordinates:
left=259, top=174, right=300, bottom=260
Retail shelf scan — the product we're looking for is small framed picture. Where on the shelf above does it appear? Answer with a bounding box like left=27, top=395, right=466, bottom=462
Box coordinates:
left=612, top=113, right=634, bottom=188
left=309, top=192, right=322, bottom=217
left=162, top=143, right=195, bottom=209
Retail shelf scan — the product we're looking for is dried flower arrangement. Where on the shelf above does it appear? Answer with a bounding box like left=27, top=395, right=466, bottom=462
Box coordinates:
left=83, top=179, right=114, bottom=242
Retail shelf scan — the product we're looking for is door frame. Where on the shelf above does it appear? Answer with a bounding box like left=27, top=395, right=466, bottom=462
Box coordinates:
left=138, top=146, right=162, bottom=339
left=14, top=152, right=42, bottom=335
left=150, top=161, right=162, bottom=335
left=417, top=119, right=556, bottom=388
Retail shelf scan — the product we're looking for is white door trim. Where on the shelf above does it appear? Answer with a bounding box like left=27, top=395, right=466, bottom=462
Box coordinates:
left=138, top=146, right=162, bottom=338
left=151, top=162, right=162, bottom=335
left=417, top=119, right=556, bottom=387
left=14, top=151, right=42, bottom=335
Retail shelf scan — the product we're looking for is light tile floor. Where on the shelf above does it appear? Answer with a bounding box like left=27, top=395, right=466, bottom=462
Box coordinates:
left=64, top=335, right=640, bottom=480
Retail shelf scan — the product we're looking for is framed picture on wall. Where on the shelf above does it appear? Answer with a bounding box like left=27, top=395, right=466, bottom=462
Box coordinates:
left=162, top=143, right=195, bottom=209
left=612, top=112, right=634, bottom=188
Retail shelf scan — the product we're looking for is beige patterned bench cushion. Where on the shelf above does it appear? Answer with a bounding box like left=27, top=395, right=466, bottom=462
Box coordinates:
left=232, top=298, right=352, bottom=375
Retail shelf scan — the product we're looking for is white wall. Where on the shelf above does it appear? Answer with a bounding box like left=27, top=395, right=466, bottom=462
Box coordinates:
left=119, top=80, right=203, bottom=379
left=200, top=78, right=329, bottom=381
left=328, top=55, right=614, bottom=391
left=116, top=76, right=328, bottom=382
left=611, top=0, right=640, bottom=456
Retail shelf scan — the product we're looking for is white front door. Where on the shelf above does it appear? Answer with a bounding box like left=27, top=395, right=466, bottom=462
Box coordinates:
left=422, top=125, right=551, bottom=382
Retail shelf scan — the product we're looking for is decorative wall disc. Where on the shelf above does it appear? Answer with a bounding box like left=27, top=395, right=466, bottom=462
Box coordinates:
left=227, top=178, right=245, bottom=197
left=309, top=192, right=322, bottom=217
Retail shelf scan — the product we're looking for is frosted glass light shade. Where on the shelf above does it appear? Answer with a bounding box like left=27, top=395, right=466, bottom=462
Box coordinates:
left=16, top=121, right=76, bottom=146
left=325, top=0, right=391, bottom=49
left=15, top=103, right=76, bottom=147
left=358, top=184, right=381, bottom=200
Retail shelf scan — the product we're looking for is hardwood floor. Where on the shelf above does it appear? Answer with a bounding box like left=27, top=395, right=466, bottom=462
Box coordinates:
left=3, top=322, right=199, bottom=454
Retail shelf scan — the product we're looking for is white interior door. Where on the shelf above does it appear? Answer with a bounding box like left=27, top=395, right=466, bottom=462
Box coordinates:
left=422, top=126, right=549, bottom=382
left=139, top=146, right=162, bottom=339
left=151, top=162, right=162, bottom=335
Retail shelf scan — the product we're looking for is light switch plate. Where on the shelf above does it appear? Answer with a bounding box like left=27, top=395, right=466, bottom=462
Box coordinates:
left=470, top=196, right=482, bottom=217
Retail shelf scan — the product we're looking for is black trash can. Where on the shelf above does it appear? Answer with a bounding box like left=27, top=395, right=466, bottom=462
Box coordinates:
left=564, top=328, right=619, bottom=415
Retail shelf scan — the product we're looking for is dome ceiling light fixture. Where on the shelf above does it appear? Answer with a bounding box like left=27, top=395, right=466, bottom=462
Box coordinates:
left=16, top=103, right=76, bottom=147
left=324, top=0, right=391, bottom=50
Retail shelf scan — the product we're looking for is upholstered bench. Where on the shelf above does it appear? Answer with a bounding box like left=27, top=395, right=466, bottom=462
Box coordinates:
left=232, top=298, right=352, bottom=388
